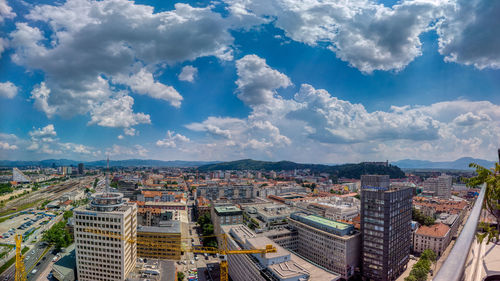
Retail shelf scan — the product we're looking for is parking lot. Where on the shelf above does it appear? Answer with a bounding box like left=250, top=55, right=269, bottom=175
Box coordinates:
left=0, top=210, right=58, bottom=244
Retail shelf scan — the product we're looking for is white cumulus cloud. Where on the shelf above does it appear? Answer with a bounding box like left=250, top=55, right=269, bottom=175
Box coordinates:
left=437, top=0, right=500, bottom=70
left=0, top=81, right=18, bottom=99
left=178, top=65, right=198, bottom=82
left=156, top=130, right=190, bottom=148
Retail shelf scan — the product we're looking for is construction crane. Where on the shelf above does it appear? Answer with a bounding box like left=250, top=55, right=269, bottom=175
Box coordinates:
left=85, top=228, right=277, bottom=281
left=15, top=234, right=25, bottom=281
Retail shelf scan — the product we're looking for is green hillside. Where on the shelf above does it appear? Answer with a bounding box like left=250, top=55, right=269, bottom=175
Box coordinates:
left=197, top=159, right=405, bottom=179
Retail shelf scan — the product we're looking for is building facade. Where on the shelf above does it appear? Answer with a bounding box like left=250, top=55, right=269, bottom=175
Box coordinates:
left=423, top=175, right=452, bottom=199
left=413, top=223, right=451, bottom=256
left=136, top=222, right=181, bottom=260
left=197, top=185, right=253, bottom=201
left=288, top=212, right=361, bottom=279
left=361, top=177, right=413, bottom=281
left=211, top=205, right=243, bottom=235
left=74, top=192, right=137, bottom=281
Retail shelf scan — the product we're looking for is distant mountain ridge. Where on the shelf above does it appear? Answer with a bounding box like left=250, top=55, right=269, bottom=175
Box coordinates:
left=0, top=159, right=219, bottom=168
left=197, top=159, right=406, bottom=179
left=391, top=157, right=496, bottom=170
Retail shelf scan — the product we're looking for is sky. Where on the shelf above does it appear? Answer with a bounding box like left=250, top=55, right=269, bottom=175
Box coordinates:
left=0, top=0, right=499, bottom=163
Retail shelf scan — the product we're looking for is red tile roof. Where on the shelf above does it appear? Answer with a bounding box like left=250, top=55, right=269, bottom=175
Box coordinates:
left=416, top=223, right=450, bottom=238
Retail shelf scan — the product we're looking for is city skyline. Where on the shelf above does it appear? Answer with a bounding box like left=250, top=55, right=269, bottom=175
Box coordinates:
left=1, top=0, right=499, bottom=163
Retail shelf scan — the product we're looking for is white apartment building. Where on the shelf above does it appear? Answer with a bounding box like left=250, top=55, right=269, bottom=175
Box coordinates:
left=423, top=175, right=452, bottom=199
left=74, top=192, right=137, bottom=281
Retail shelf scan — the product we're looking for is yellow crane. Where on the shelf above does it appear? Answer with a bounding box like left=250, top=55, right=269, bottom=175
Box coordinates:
left=85, top=228, right=277, bottom=281
left=14, top=234, right=25, bottom=281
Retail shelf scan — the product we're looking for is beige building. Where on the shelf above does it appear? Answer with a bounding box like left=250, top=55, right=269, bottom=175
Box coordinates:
left=221, top=224, right=340, bottom=281
left=288, top=212, right=361, bottom=279
left=74, top=192, right=137, bottom=281
left=423, top=175, right=452, bottom=199
left=413, top=223, right=451, bottom=256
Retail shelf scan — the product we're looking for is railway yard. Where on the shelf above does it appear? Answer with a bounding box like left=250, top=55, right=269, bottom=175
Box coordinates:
left=0, top=176, right=95, bottom=281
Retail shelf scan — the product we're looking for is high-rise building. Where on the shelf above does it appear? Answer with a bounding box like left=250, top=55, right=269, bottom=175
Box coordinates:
left=361, top=175, right=413, bottom=281
left=423, top=174, right=452, bottom=199
left=360, top=175, right=390, bottom=189
left=12, top=168, right=30, bottom=183
left=288, top=212, right=361, bottom=279
left=78, top=163, right=85, bottom=175
left=74, top=192, right=137, bottom=281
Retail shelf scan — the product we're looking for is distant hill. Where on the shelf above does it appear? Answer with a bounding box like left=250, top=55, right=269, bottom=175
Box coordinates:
left=0, top=159, right=219, bottom=168
left=391, top=157, right=496, bottom=170
left=198, top=159, right=406, bottom=179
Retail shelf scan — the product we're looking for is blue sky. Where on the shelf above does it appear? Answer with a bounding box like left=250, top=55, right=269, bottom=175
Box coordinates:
left=0, top=0, right=499, bottom=163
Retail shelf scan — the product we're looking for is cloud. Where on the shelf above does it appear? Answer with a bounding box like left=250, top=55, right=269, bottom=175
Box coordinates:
left=0, top=81, right=18, bottom=99
left=108, top=144, right=148, bottom=157
left=26, top=124, right=95, bottom=155
left=0, top=141, right=17, bottom=150
left=29, top=124, right=56, bottom=140
left=437, top=0, right=500, bottom=70
left=183, top=54, right=500, bottom=162
left=224, top=0, right=446, bottom=73
left=453, top=112, right=491, bottom=126
left=178, top=65, right=198, bottom=82
left=235, top=54, right=291, bottom=106
left=288, top=84, right=442, bottom=143
left=114, top=68, right=182, bottom=107
left=88, top=95, right=151, bottom=128
left=10, top=0, right=234, bottom=129
left=156, top=130, right=190, bottom=148
left=123, top=128, right=137, bottom=136
left=117, top=135, right=124, bottom=140
left=0, top=37, right=7, bottom=58
left=0, top=0, right=16, bottom=23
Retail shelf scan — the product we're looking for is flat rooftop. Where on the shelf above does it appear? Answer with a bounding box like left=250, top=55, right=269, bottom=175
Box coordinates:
left=214, top=206, right=241, bottom=214
left=290, top=212, right=355, bottom=236
left=299, top=213, right=350, bottom=230
left=137, top=221, right=181, bottom=234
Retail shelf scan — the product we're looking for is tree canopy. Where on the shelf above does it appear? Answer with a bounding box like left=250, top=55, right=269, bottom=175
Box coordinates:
left=466, top=161, right=500, bottom=243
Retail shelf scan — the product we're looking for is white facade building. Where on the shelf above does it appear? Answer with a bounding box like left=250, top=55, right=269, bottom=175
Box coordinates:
left=74, top=192, right=137, bottom=281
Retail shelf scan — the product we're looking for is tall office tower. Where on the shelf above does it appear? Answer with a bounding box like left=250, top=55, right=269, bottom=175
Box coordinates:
left=361, top=175, right=390, bottom=189
left=78, top=163, right=85, bottom=175
left=74, top=192, right=137, bottom=281
left=361, top=175, right=413, bottom=281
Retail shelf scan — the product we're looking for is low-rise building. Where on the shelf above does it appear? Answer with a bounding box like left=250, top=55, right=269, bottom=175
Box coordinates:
left=222, top=224, right=340, bottom=281
left=263, top=228, right=298, bottom=251
left=136, top=221, right=181, bottom=260
left=413, top=223, right=451, bottom=256
left=211, top=205, right=243, bottom=235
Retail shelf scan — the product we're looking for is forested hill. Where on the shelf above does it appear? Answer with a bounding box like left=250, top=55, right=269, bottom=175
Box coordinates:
left=197, top=159, right=406, bottom=179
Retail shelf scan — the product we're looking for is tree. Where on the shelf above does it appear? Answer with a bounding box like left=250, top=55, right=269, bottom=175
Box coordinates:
left=93, top=178, right=98, bottom=189
left=466, top=161, right=500, bottom=243
left=63, top=210, right=73, bottom=221
left=404, top=276, right=418, bottom=281
left=177, top=272, right=185, bottom=281
left=421, top=249, right=436, bottom=262
left=42, top=221, right=73, bottom=249
left=410, top=267, right=428, bottom=281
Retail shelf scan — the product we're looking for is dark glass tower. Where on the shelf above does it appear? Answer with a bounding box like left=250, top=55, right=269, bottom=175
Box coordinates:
left=361, top=175, right=413, bottom=281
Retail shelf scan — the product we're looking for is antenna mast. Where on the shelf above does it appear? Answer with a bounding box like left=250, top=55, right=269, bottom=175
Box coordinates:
left=106, top=156, right=110, bottom=193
